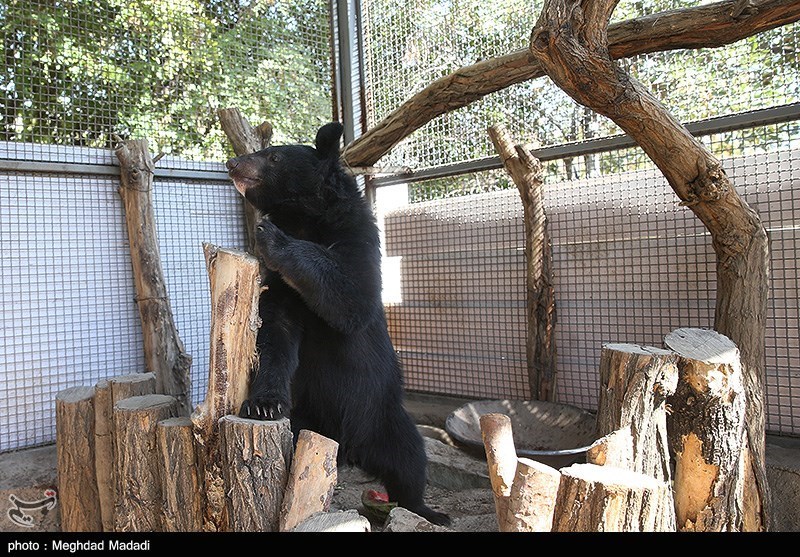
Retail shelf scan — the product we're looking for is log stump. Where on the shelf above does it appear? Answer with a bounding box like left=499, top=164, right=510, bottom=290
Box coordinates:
left=219, top=416, right=293, bottom=532
left=112, top=394, right=179, bottom=532
left=503, top=458, right=560, bottom=532
left=55, top=386, right=101, bottom=532
left=157, top=417, right=203, bottom=532
left=479, top=413, right=518, bottom=529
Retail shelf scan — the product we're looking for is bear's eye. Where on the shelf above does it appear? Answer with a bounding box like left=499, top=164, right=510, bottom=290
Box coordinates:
left=269, top=153, right=280, bottom=163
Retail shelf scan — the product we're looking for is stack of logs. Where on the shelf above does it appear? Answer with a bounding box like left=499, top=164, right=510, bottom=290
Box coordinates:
left=480, top=327, right=758, bottom=532
left=55, top=244, right=340, bottom=532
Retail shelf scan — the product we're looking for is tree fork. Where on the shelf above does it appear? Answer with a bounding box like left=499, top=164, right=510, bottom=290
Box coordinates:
left=529, top=0, right=770, bottom=530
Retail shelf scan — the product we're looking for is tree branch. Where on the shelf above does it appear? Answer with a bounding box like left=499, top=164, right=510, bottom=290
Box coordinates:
left=342, top=0, right=800, bottom=167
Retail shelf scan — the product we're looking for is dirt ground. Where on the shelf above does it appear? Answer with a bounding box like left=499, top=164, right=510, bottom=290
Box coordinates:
left=329, top=463, right=498, bottom=532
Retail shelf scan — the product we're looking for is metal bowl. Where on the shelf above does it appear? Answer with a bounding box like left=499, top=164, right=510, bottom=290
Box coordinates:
left=445, top=399, right=598, bottom=469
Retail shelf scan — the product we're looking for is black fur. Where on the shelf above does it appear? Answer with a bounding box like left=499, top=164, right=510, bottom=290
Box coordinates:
left=225, top=122, right=449, bottom=526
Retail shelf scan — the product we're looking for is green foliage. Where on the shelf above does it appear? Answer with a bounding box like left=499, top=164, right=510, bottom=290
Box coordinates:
left=1, top=0, right=333, bottom=158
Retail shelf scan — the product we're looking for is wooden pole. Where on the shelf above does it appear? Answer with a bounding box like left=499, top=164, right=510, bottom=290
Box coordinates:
left=157, top=417, right=203, bottom=532
left=219, top=416, right=293, bottom=532
left=664, top=327, right=754, bottom=531
left=552, top=463, right=675, bottom=532
left=217, top=107, right=273, bottom=254
left=114, top=139, right=192, bottom=416
left=112, top=394, right=178, bottom=532
left=596, top=344, right=678, bottom=482
left=94, top=372, right=156, bottom=531
left=55, top=386, right=102, bottom=532
left=191, top=243, right=262, bottom=532
left=488, top=124, right=557, bottom=401
left=279, top=430, right=339, bottom=532
left=479, top=413, right=518, bottom=530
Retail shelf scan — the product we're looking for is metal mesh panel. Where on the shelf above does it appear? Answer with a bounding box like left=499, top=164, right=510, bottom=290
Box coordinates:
left=361, top=0, right=800, bottom=171
left=0, top=0, right=333, bottom=452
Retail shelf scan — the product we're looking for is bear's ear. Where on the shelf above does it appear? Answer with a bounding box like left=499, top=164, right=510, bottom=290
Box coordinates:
left=315, top=122, right=344, bottom=160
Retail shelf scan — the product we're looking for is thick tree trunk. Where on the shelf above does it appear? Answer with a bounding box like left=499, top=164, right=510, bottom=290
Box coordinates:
left=595, top=344, right=678, bottom=482
left=219, top=416, right=293, bottom=532
left=112, top=394, right=179, bottom=532
left=664, top=328, right=755, bottom=531
left=114, top=139, right=192, bottom=416
left=94, top=372, right=156, bottom=532
left=157, top=416, right=203, bottom=532
left=218, top=108, right=273, bottom=254
left=55, top=386, right=102, bottom=532
left=529, top=0, right=769, bottom=530
left=488, top=124, right=557, bottom=401
left=191, top=243, right=262, bottom=532
left=342, top=0, right=800, bottom=167
left=552, top=463, right=675, bottom=532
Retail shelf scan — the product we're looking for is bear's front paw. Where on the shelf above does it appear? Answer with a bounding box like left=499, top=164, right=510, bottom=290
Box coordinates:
left=239, top=397, right=289, bottom=421
left=254, top=217, right=287, bottom=271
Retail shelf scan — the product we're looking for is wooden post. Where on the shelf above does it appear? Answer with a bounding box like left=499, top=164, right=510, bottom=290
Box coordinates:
left=279, top=430, right=339, bottom=532
left=596, top=344, right=678, bottom=482
left=479, top=413, right=518, bottom=530
left=552, top=463, right=675, bottom=532
left=191, top=243, right=262, bottom=531
left=502, top=458, right=561, bottom=532
left=114, top=139, right=192, bottom=415
left=218, top=107, right=273, bottom=254
left=157, top=417, right=203, bottom=532
left=94, top=372, right=156, bottom=531
left=113, top=394, right=179, bottom=532
left=664, top=327, right=754, bottom=531
left=55, top=386, right=102, bottom=532
left=219, top=416, right=293, bottom=532
left=488, top=124, right=557, bottom=401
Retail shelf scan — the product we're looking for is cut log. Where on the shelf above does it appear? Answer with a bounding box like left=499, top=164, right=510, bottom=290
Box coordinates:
left=219, top=416, right=293, bottom=532
left=488, top=124, right=557, bottom=401
left=55, top=386, right=101, bottom=532
left=157, top=417, right=203, bottom=532
left=113, top=394, right=179, bottom=532
left=664, top=327, right=752, bottom=531
left=502, top=458, right=560, bottom=532
left=279, top=430, right=339, bottom=532
left=552, top=463, right=675, bottom=532
left=586, top=426, right=635, bottom=470
left=115, top=138, right=192, bottom=415
left=217, top=107, right=273, bottom=254
left=596, top=343, right=678, bottom=482
left=191, top=243, right=262, bottom=532
left=479, top=413, right=518, bottom=529
left=94, top=372, right=156, bottom=531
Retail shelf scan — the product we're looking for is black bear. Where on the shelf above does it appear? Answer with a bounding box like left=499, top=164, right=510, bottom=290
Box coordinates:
left=225, top=122, right=449, bottom=526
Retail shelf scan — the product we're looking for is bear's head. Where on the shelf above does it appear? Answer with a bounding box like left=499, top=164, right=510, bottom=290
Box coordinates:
left=225, top=122, right=346, bottom=215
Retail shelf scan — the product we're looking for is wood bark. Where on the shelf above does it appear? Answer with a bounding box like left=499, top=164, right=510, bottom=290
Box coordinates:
left=488, top=124, right=556, bottom=401
left=157, top=416, right=203, bottom=532
left=219, top=416, right=293, bottom=532
left=55, top=386, right=102, bottom=532
left=279, top=430, right=340, bottom=532
left=342, top=0, right=800, bottom=167
left=552, top=463, right=675, bottom=532
left=586, top=425, right=635, bottom=470
left=218, top=107, right=273, bottom=254
left=191, top=243, right=262, bottom=532
left=595, top=344, right=678, bottom=482
left=529, top=0, right=769, bottom=530
left=664, top=327, right=753, bottom=531
left=502, top=457, right=561, bottom=532
left=94, top=372, right=156, bottom=532
left=112, top=394, right=179, bottom=532
left=479, top=413, right=518, bottom=529
left=114, top=139, right=192, bottom=416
